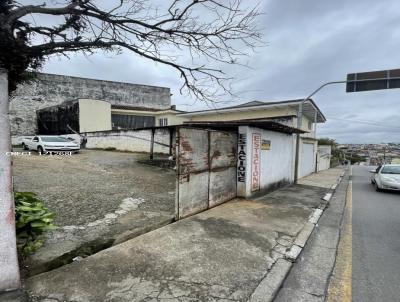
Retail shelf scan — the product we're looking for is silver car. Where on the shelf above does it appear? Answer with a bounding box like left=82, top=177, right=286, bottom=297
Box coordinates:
left=370, top=164, right=400, bottom=191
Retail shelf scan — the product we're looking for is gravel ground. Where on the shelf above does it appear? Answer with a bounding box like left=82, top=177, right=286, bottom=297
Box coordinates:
left=12, top=150, right=176, bottom=226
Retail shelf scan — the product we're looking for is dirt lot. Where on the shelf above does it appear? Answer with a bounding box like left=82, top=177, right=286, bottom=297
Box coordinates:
left=12, top=150, right=176, bottom=226
left=12, top=150, right=177, bottom=276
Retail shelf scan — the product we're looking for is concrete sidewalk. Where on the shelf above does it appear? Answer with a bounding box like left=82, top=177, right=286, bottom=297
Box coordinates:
left=274, top=167, right=349, bottom=301
left=24, top=168, right=344, bottom=302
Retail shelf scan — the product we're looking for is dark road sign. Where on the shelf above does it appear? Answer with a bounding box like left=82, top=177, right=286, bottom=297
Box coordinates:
left=346, top=69, right=400, bottom=92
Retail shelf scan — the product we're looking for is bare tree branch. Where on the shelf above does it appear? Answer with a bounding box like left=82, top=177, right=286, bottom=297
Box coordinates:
left=0, top=0, right=263, bottom=101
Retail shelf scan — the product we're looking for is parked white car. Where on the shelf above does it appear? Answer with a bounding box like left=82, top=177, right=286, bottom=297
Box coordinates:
left=22, top=136, right=80, bottom=153
left=370, top=164, right=400, bottom=191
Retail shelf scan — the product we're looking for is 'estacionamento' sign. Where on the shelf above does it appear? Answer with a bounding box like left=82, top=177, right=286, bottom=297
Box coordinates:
left=251, top=133, right=261, bottom=191
left=237, top=133, right=246, bottom=182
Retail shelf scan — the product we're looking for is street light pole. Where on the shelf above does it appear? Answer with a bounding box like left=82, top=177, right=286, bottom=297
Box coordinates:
left=294, top=77, right=400, bottom=183
left=294, top=80, right=348, bottom=183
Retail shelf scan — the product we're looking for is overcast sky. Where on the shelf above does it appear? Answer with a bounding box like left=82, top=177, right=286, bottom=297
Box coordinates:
left=42, top=0, right=400, bottom=144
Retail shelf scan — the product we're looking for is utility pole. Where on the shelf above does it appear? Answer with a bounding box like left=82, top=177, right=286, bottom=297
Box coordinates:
left=0, top=69, right=20, bottom=291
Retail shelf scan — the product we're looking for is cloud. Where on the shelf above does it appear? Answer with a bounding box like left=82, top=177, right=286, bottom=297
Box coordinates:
left=41, top=0, right=400, bottom=143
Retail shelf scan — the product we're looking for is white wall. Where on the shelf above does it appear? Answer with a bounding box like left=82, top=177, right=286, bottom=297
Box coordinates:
left=317, top=145, right=331, bottom=171
left=237, top=126, right=294, bottom=198
left=0, top=69, right=20, bottom=291
left=299, top=142, right=315, bottom=177
left=86, top=128, right=171, bottom=154
left=79, top=99, right=111, bottom=132
left=155, top=112, right=188, bottom=126
left=299, top=139, right=317, bottom=178
left=317, top=155, right=330, bottom=171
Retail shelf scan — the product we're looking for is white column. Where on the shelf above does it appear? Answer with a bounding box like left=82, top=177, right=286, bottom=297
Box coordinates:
left=0, top=69, right=20, bottom=291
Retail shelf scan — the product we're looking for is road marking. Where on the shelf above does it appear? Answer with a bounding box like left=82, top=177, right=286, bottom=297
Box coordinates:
left=327, top=173, right=352, bottom=302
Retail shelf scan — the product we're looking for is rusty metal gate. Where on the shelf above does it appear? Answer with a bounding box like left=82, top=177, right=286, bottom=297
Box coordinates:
left=176, top=127, right=237, bottom=219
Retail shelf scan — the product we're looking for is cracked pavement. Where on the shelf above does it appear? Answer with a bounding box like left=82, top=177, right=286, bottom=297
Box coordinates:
left=24, top=169, right=343, bottom=302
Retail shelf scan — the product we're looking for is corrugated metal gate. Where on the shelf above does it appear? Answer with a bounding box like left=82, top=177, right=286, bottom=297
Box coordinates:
left=176, top=127, right=237, bottom=219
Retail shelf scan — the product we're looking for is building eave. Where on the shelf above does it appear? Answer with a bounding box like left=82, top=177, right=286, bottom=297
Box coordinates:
left=177, top=99, right=326, bottom=123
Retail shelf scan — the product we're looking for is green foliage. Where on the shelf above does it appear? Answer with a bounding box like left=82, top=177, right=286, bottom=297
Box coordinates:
left=318, top=137, right=343, bottom=167
left=318, top=137, right=337, bottom=147
left=348, top=154, right=366, bottom=165
left=15, top=192, right=57, bottom=255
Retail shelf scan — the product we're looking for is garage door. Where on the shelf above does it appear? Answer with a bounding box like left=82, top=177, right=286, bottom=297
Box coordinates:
left=300, top=142, right=315, bottom=178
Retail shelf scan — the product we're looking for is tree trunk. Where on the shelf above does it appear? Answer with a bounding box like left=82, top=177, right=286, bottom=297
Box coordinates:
left=0, top=69, right=20, bottom=291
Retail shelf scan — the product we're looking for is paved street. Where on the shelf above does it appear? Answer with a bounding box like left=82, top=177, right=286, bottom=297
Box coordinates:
left=352, top=165, right=400, bottom=302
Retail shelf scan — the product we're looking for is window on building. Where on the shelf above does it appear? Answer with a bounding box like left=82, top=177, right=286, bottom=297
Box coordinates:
left=111, top=114, right=155, bottom=130
left=159, top=118, right=168, bottom=127
left=308, top=121, right=312, bottom=130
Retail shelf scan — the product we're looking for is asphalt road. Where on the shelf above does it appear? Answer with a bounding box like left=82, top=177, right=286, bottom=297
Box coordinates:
left=352, top=165, right=400, bottom=302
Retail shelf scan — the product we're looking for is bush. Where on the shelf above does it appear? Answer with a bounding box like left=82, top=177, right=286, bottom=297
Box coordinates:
left=15, top=192, right=57, bottom=255
left=104, top=147, right=116, bottom=151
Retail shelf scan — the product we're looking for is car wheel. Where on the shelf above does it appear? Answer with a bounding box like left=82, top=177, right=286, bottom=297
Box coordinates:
left=37, top=146, right=44, bottom=154
left=375, top=182, right=381, bottom=192
left=22, top=143, right=28, bottom=150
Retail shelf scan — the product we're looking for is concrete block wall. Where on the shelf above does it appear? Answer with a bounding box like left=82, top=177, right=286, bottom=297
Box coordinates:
left=10, top=73, right=171, bottom=136
left=86, top=128, right=171, bottom=154
left=317, top=156, right=331, bottom=171
left=317, top=146, right=331, bottom=172
left=237, top=126, right=294, bottom=198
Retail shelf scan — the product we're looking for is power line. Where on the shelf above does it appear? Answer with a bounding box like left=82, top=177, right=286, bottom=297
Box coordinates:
left=326, top=117, right=400, bottom=130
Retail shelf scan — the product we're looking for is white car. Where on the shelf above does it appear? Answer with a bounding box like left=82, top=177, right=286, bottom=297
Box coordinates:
left=22, top=136, right=80, bottom=154
left=370, top=164, right=400, bottom=191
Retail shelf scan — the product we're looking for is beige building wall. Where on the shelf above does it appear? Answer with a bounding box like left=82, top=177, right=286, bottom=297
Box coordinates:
left=186, top=107, right=297, bottom=122
left=79, top=99, right=111, bottom=132
left=182, top=107, right=316, bottom=137
left=110, top=109, right=188, bottom=127
left=111, top=109, right=155, bottom=116
left=155, top=113, right=188, bottom=126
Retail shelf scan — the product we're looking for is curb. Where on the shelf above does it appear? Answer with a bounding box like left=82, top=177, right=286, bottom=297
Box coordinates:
left=248, top=169, right=347, bottom=302
left=285, top=169, right=345, bottom=260
left=249, top=259, right=292, bottom=302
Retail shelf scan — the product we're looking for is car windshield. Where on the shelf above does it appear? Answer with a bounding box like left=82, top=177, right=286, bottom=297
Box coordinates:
left=40, top=136, right=71, bottom=142
left=380, top=166, right=400, bottom=174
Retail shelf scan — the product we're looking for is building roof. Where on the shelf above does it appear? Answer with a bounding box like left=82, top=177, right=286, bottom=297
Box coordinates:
left=178, top=99, right=326, bottom=123
left=111, top=104, right=185, bottom=113
left=182, top=119, right=306, bottom=134
left=126, top=120, right=304, bottom=134
left=111, top=104, right=163, bottom=112
left=227, top=101, right=265, bottom=108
